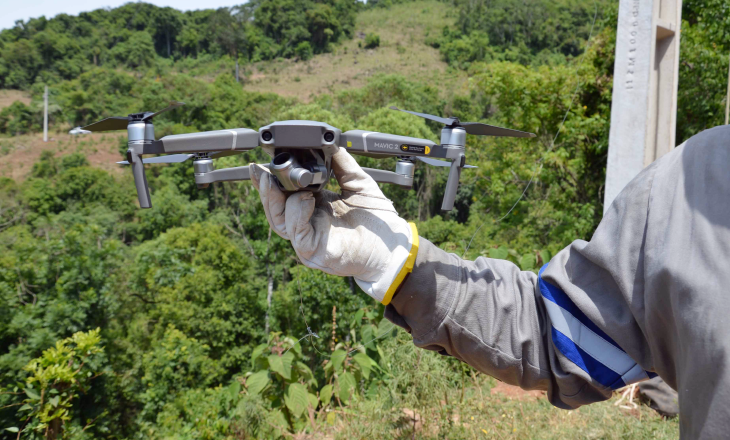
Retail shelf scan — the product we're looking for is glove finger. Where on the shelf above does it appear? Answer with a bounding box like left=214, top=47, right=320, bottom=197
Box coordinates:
left=331, top=148, right=396, bottom=212
left=331, top=147, right=385, bottom=197
left=249, top=163, right=264, bottom=191
left=257, top=170, right=289, bottom=240
left=285, top=191, right=327, bottom=263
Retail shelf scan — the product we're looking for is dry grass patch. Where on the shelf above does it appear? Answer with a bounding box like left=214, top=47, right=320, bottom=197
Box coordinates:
left=0, top=89, right=31, bottom=109
left=0, top=132, right=125, bottom=181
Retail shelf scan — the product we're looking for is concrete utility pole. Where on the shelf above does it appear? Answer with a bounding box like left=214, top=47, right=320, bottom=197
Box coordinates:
left=43, top=85, right=48, bottom=142
left=725, top=52, right=730, bottom=125
left=604, top=0, right=683, bottom=213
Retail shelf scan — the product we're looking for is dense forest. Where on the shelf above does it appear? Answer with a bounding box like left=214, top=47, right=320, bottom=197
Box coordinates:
left=0, top=0, right=727, bottom=438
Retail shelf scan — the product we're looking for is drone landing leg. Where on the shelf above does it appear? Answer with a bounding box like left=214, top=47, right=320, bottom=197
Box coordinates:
left=127, top=147, right=152, bottom=208
left=441, top=155, right=463, bottom=211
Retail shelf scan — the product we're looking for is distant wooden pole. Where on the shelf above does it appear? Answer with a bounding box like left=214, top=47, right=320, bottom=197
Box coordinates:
left=725, top=52, right=730, bottom=125
left=43, top=85, right=48, bottom=142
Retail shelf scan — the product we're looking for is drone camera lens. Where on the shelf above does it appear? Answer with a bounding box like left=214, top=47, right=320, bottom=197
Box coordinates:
left=272, top=152, right=291, bottom=166
left=262, top=131, right=273, bottom=142
left=323, top=132, right=335, bottom=143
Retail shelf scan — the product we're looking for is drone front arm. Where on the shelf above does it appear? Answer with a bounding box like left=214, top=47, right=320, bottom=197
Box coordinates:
left=362, top=167, right=414, bottom=189
left=339, top=130, right=444, bottom=158
left=194, top=165, right=253, bottom=187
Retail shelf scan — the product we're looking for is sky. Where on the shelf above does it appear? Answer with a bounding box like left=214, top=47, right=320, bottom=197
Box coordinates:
left=0, top=0, right=243, bottom=31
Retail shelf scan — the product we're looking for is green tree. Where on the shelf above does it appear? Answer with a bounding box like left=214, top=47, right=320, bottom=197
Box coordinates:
left=139, top=325, right=224, bottom=419
left=14, top=329, right=105, bottom=440
left=111, top=31, right=156, bottom=69
left=676, top=0, right=730, bottom=142
left=0, top=40, right=42, bottom=89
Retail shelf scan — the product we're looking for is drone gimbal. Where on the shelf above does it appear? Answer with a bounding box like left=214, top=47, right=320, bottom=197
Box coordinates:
left=82, top=102, right=535, bottom=211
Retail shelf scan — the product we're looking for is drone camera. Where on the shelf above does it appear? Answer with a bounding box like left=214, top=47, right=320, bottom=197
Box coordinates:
left=323, top=131, right=335, bottom=143
left=261, top=130, right=273, bottom=142
left=270, top=151, right=326, bottom=191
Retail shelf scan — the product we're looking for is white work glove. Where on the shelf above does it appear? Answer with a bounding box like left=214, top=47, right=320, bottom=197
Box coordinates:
left=249, top=148, right=419, bottom=305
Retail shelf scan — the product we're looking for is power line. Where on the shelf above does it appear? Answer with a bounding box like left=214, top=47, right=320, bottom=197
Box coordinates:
left=463, top=2, right=600, bottom=259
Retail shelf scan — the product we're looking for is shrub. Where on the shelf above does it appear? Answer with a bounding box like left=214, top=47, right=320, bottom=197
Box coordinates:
left=364, top=33, right=380, bottom=49
left=295, top=41, right=313, bottom=61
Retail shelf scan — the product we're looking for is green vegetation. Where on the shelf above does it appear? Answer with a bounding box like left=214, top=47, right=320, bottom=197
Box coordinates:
left=0, top=0, right=360, bottom=89
left=3, top=0, right=728, bottom=437
left=676, top=0, right=730, bottom=141
left=428, top=0, right=604, bottom=68
left=364, top=33, right=380, bottom=49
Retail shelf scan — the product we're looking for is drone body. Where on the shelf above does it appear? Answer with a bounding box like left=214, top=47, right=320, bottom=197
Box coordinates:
left=82, top=102, right=535, bottom=211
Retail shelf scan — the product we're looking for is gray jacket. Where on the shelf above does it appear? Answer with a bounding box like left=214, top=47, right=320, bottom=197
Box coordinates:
left=385, top=125, right=730, bottom=438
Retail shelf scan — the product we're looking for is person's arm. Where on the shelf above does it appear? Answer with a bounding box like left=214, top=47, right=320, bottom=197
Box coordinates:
left=385, top=235, right=655, bottom=409
left=386, top=149, right=661, bottom=409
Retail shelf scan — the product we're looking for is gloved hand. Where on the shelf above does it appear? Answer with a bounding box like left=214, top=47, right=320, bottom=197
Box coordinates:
left=249, top=148, right=419, bottom=305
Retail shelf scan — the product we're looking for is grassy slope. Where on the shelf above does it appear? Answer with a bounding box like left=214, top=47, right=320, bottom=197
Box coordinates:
left=333, top=385, right=679, bottom=439
left=290, top=332, right=679, bottom=439
left=244, top=1, right=468, bottom=101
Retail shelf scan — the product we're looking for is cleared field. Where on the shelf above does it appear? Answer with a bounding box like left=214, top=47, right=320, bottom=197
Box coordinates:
left=244, top=1, right=468, bottom=101
left=0, top=89, right=30, bottom=109
left=0, top=132, right=125, bottom=181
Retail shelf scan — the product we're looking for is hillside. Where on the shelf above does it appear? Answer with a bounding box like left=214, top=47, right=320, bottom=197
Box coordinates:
left=1, top=0, right=728, bottom=438
left=243, top=1, right=466, bottom=99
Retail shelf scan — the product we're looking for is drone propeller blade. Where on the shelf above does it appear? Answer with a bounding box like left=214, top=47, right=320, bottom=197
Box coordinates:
left=416, top=156, right=477, bottom=169
left=389, top=106, right=458, bottom=126
left=417, top=156, right=450, bottom=167
left=82, top=116, right=129, bottom=132
left=117, top=154, right=194, bottom=165
left=142, top=101, right=185, bottom=121
left=460, top=122, right=536, bottom=138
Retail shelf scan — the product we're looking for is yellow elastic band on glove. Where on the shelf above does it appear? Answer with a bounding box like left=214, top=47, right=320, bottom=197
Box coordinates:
left=381, top=222, right=419, bottom=305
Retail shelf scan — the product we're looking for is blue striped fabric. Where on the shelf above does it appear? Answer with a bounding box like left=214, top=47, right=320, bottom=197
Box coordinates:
left=551, top=328, right=626, bottom=389
left=538, top=263, right=653, bottom=389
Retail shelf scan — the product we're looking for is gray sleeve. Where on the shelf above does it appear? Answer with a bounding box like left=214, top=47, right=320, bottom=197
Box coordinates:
left=385, top=237, right=616, bottom=409
left=385, top=138, right=659, bottom=410
left=388, top=125, right=730, bottom=438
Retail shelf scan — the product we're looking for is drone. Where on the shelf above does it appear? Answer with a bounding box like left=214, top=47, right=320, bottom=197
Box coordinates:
left=82, top=102, right=535, bottom=211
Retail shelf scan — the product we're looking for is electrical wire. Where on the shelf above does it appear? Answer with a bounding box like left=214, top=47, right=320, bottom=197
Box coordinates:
left=463, top=2, right=600, bottom=259
left=287, top=258, right=397, bottom=358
